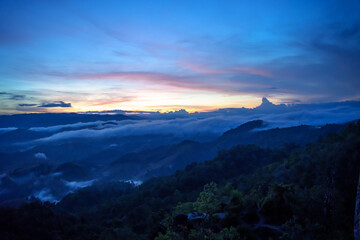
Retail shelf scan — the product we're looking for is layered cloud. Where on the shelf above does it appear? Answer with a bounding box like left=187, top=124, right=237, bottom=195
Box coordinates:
left=45, top=70, right=278, bottom=96
left=38, top=101, right=72, bottom=108
left=18, top=103, right=37, bottom=107
left=29, top=120, right=115, bottom=133
left=22, top=100, right=360, bottom=146
left=0, top=127, right=17, bottom=134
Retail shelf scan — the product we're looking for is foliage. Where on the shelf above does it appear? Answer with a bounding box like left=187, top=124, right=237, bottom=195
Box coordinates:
left=193, top=182, right=221, bottom=216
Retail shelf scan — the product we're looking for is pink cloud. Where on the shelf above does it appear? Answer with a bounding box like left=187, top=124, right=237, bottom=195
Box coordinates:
left=230, top=66, right=273, bottom=78
left=74, top=71, right=238, bottom=93
left=86, top=96, right=136, bottom=107
left=45, top=70, right=284, bottom=95
left=179, top=61, right=273, bottom=77
left=179, top=61, right=227, bottom=74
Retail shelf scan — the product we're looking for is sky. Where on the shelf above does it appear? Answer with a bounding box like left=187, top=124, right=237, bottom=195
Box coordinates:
left=0, top=0, right=360, bottom=114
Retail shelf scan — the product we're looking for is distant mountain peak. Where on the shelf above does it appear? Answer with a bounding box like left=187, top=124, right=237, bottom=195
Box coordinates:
left=261, top=97, right=274, bottom=107
left=221, top=120, right=266, bottom=137
left=254, top=97, right=279, bottom=110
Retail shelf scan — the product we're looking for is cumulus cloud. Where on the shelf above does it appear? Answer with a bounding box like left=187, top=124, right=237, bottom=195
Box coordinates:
left=34, top=152, right=47, bottom=159
left=38, top=101, right=72, bottom=108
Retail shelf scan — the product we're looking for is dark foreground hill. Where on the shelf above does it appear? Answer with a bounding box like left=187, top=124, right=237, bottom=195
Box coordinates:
left=0, top=121, right=359, bottom=239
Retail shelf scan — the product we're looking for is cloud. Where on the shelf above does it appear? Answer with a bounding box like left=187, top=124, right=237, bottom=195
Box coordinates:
left=18, top=103, right=38, bottom=107
left=36, top=23, right=360, bottom=102
left=9, top=95, right=26, bottom=100
left=279, top=99, right=302, bottom=104
left=65, top=179, right=97, bottom=191
left=1, top=1, right=359, bottom=114
left=31, top=189, right=57, bottom=203
left=179, top=61, right=273, bottom=78
left=113, top=50, right=129, bottom=56
left=28, top=118, right=235, bottom=144
left=0, top=92, right=28, bottom=101
left=0, top=127, right=17, bottom=134
left=45, top=70, right=283, bottom=96
left=124, top=180, right=143, bottom=186
left=38, top=101, right=72, bottom=108
left=48, top=71, right=230, bottom=93
left=34, top=152, right=47, bottom=159
left=24, top=100, right=360, bottom=146
left=29, top=121, right=108, bottom=133
left=257, top=23, right=360, bottom=101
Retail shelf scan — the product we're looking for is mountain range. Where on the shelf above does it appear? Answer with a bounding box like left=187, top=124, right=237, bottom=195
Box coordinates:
left=0, top=118, right=347, bottom=205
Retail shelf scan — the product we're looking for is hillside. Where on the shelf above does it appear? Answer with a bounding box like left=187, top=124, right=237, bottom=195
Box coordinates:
left=109, top=120, right=344, bottom=180
left=0, top=121, right=359, bottom=239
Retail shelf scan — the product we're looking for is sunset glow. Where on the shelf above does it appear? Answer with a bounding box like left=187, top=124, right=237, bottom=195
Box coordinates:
left=1, top=0, right=359, bottom=114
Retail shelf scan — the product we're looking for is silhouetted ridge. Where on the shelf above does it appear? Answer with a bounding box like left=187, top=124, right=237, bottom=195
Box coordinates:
left=178, top=140, right=198, bottom=146
left=222, top=120, right=265, bottom=136
left=261, top=97, right=273, bottom=106
left=55, top=162, right=92, bottom=181
left=108, top=120, right=345, bottom=180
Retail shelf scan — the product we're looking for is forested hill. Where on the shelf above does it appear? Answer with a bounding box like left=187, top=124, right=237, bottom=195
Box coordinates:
left=0, top=121, right=360, bottom=240
left=109, top=120, right=344, bottom=180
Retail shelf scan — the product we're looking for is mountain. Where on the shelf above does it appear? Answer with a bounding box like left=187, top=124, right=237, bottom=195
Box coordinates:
left=54, top=162, right=94, bottom=181
left=257, top=97, right=276, bottom=108
left=109, top=120, right=345, bottom=180
left=0, top=118, right=348, bottom=205
left=1, top=121, right=358, bottom=240
left=109, top=140, right=214, bottom=180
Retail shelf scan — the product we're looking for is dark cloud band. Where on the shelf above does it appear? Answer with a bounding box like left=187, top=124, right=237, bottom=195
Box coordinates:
left=38, top=101, right=72, bottom=108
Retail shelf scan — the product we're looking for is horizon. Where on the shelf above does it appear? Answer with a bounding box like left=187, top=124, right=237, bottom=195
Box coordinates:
left=1, top=0, right=360, bottom=114
left=1, top=97, right=360, bottom=116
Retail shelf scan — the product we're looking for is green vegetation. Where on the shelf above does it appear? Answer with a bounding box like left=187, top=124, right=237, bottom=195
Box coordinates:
left=1, top=121, right=359, bottom=240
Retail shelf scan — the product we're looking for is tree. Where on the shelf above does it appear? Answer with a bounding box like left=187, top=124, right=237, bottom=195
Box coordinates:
left=194, top=182, right=221, bottom=216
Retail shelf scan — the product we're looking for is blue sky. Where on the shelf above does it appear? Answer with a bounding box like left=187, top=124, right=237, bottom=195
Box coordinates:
left=0, top=0, right=360, bottom=113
